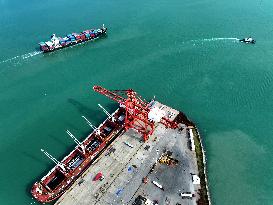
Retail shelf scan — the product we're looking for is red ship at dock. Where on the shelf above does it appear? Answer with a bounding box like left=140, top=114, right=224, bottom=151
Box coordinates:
left=31, top=85, right=177, bottom=203
left=31, top=108, right=125, bottom=203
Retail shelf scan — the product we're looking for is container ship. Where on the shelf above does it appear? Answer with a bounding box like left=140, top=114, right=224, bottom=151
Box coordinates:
left=31, top=107, right=125, bottom=203
left=39, top=24, right=107, bottom=52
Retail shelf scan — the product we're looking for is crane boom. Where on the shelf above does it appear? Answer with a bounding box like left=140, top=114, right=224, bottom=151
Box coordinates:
left=93, top=85, right=177, bottom=141
left=82, top=116, right=101, bottom=135
left=66, top=130, right=86, bottom=155
left=66, top=130, right=81, bottom=145
left=41, top=149, right=67, bottom=172
left=93, top=86, right=127, bottom=104
left=93, top=85, right=149, bottom=111
left=98, top=104, right=115, bottom=122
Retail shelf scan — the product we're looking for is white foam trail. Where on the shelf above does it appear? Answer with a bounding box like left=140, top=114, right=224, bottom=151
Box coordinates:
left=0, top=51, right=42, bottom=64
left=21, top=51, right=42, bottom=59
left=203, top=37, right=239, bottom=41
left=190, top=37, right=240, bottom=43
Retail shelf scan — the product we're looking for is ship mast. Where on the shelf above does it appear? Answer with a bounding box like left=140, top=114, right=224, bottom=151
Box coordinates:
left=82, top=116, right=101, bottom=135
left=66, top=130, right=86, bottom=155
left=41, top=149, right=67, bottom=172
left=98, top=104, right=115, bottom=122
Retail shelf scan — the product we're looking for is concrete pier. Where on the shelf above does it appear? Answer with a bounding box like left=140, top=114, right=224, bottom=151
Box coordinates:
left=55, top=102, right=208, bottom=205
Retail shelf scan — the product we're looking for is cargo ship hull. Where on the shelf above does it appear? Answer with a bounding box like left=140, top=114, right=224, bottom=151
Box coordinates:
left=39, top=25, right=107, bottom=53
left=31, top=108, right=125, bottom=203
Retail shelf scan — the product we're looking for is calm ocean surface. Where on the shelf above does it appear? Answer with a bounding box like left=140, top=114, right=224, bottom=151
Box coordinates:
left=1, top=0, right=273, bottom=204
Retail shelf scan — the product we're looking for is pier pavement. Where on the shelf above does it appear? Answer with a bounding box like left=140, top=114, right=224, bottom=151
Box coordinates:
left=55, top=103, right=201, bottom=205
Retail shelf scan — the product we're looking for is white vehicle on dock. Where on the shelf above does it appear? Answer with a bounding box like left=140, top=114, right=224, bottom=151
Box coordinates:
left=124, top=141, right=134, bottom=148
left=180, top=192, right=195, bottom=199
left=152, top=181, right=164, bottom=190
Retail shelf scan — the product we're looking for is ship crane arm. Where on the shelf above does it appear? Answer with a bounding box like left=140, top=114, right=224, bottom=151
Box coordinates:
left=82, top=116, right=101, bottom=135
left=66, top=130, right=81, bottom=145
left=98, top=104, right=115, bottom=122
left=41, top=149, right=67, bottom=172
left=66, top=130, right=86, bottom=154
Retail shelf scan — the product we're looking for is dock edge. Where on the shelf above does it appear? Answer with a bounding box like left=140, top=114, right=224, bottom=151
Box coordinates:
left=174, top=112, right=211, bottom=205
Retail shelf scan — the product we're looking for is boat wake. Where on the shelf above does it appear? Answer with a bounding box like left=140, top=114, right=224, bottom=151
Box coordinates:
left=190, top=37, right=240, bottom=43
left=0, top=51, right=42, bottom=65
left=21, top=51, right=42, bottom=59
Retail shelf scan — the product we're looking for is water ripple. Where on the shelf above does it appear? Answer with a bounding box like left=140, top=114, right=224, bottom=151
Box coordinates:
left=0, top=51, right=42, bottom=65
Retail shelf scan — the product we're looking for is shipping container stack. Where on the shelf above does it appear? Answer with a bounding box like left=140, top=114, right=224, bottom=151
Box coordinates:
left=39, top=26, right=107, bottom=52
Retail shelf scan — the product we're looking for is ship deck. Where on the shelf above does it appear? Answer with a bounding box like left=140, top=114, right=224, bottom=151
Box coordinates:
left=55, top=103, right=201, bottom=205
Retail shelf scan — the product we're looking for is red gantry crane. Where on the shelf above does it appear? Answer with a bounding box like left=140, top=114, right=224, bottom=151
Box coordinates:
left=93, top=85, right=177, bottom=141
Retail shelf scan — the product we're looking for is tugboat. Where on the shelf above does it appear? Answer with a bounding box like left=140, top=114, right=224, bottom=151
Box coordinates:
left=239, top=37, right=255, bottom=44
left=39, top=24, right=107, bottom=52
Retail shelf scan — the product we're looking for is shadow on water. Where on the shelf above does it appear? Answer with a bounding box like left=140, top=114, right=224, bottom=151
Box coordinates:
left=67, top=98, right=118, bottom=123
left=66, top=122, right=83, bottom=132
left=23, top=151, right=51, bottom=167
left=66, top=122, right=93, bottom=139
left=68, top=98, right=101, bottom=121
left=48, top=134, right=69, bottom=149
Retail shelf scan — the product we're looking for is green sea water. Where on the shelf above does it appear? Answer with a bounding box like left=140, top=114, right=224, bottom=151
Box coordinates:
left=1, top=0, right=273, bottom=204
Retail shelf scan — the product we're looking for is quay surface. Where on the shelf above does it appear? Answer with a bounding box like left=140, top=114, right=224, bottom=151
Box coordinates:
left=55, top=102, right=210, bottom=205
